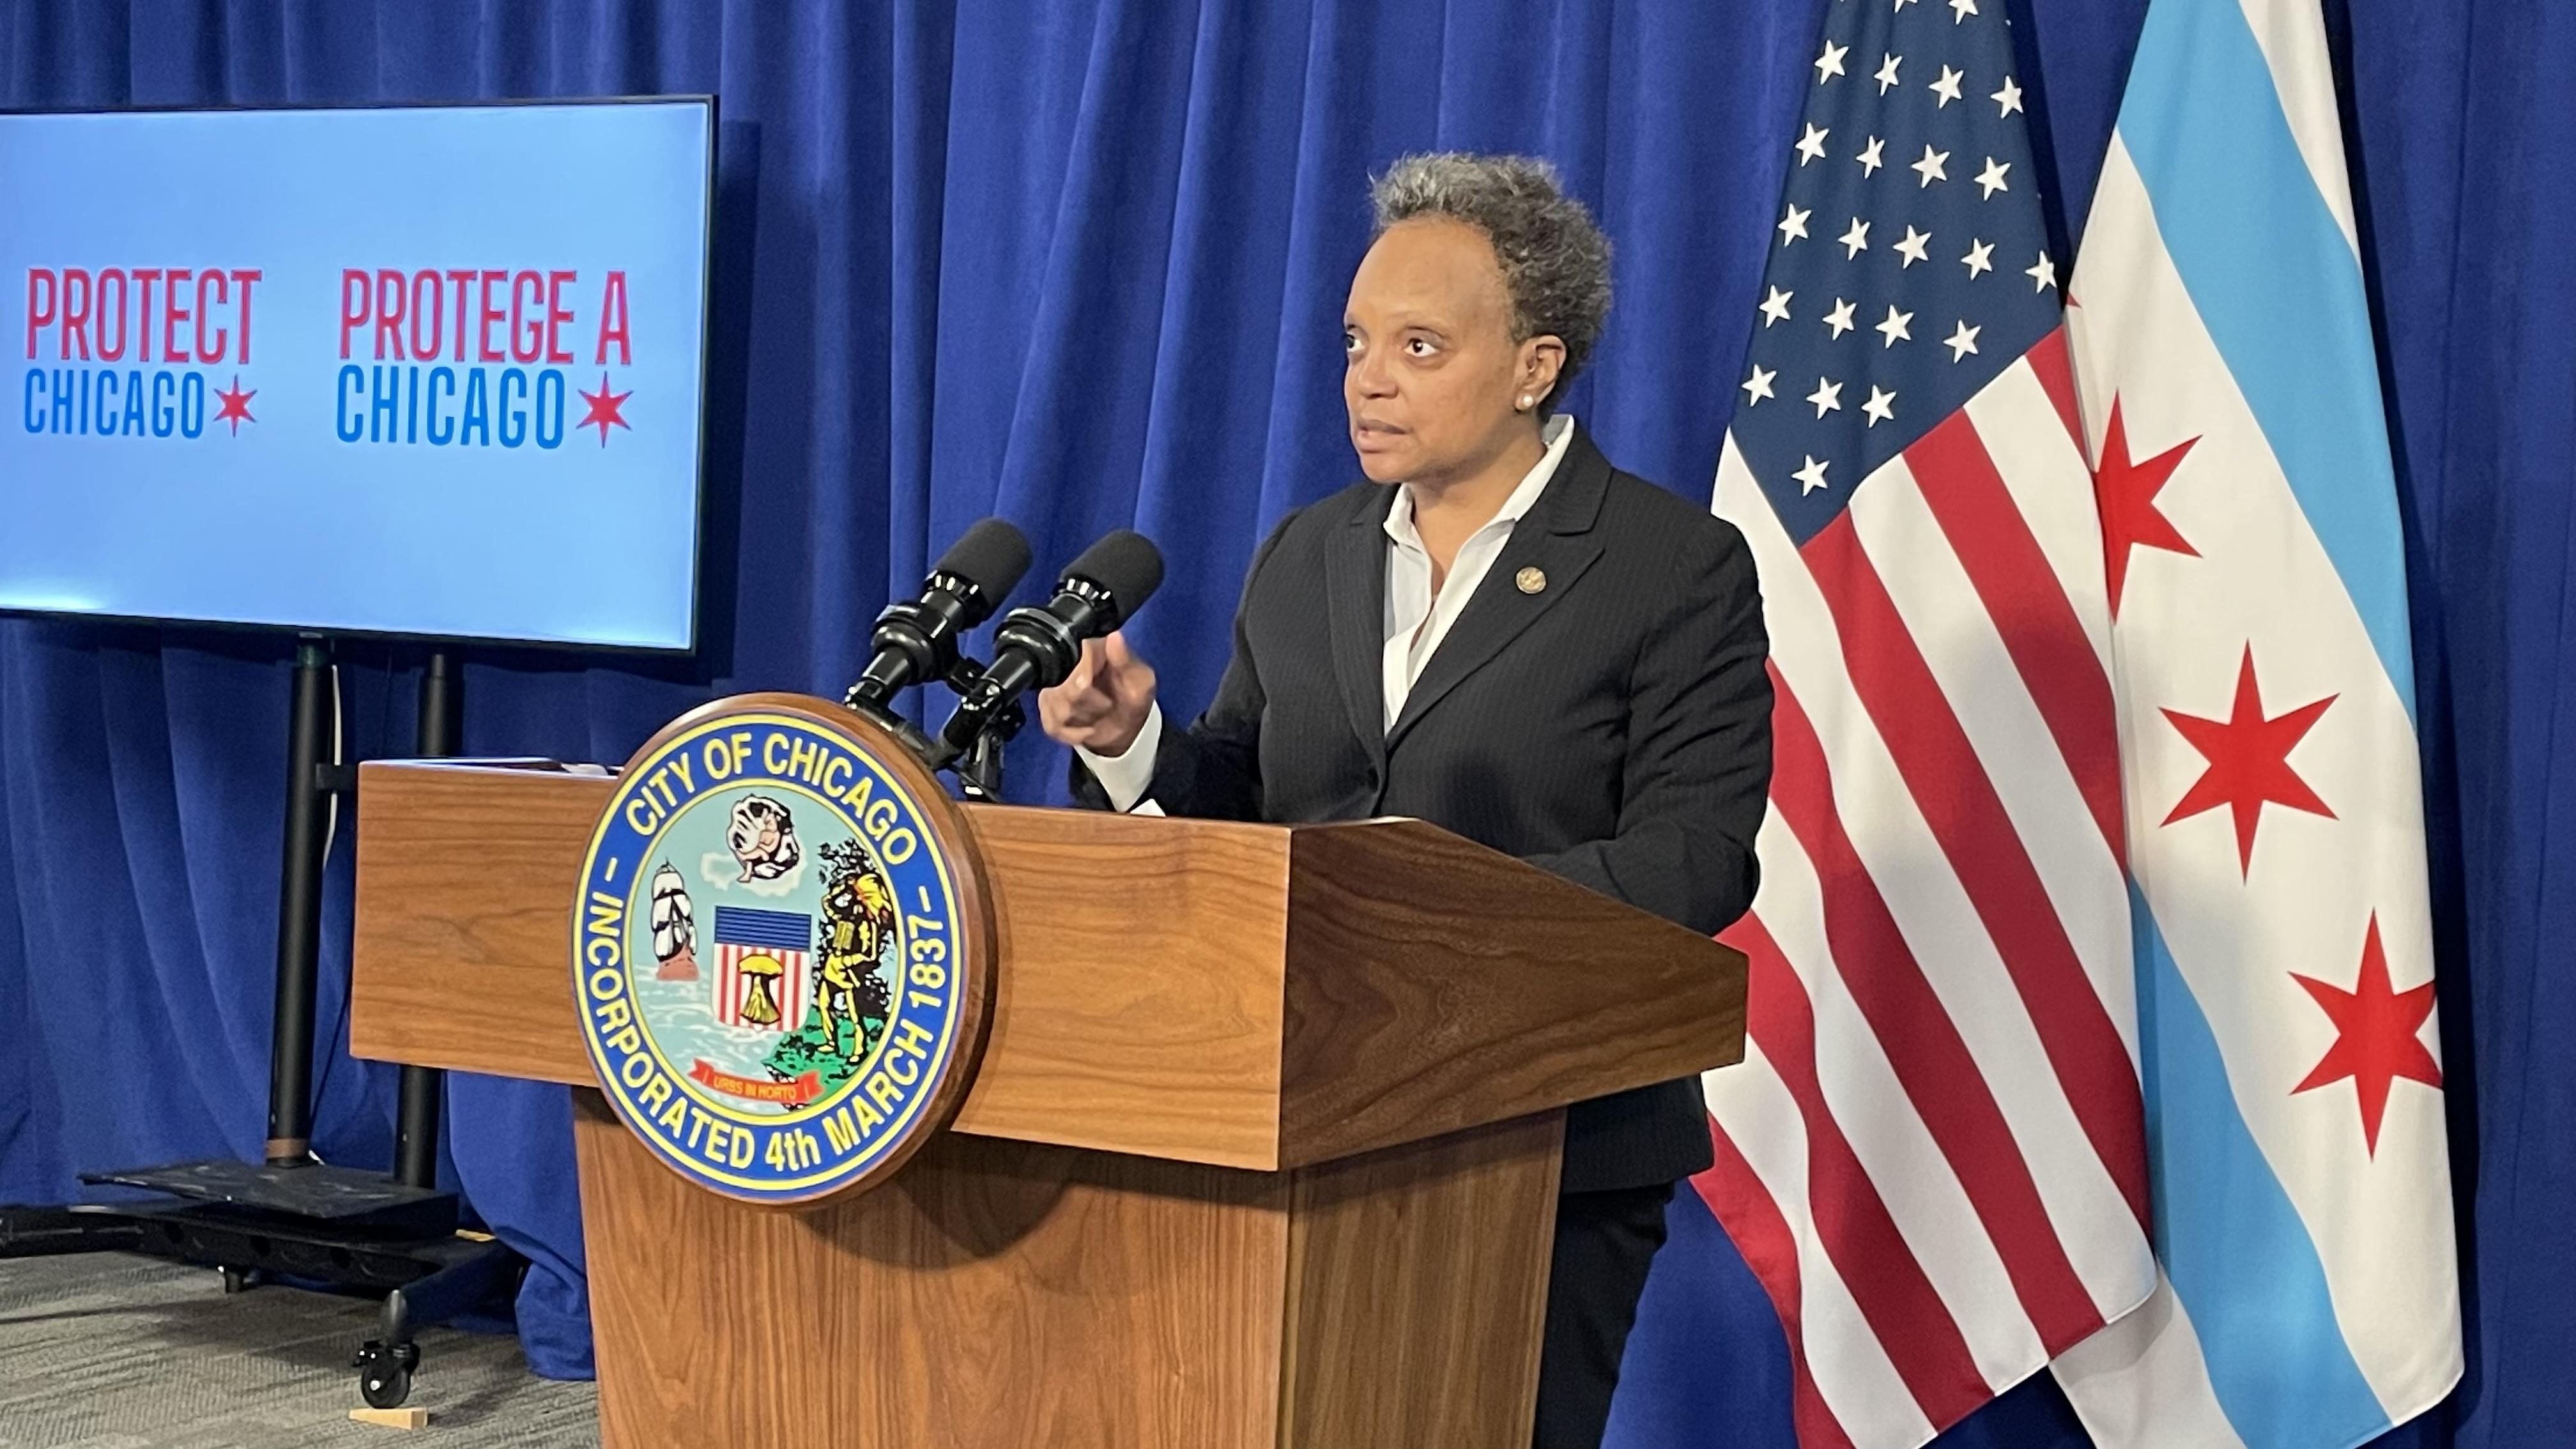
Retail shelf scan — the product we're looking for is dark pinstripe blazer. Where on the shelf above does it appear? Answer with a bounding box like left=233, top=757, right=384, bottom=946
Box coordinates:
left=1075, top=427, right=1773, bottom=1192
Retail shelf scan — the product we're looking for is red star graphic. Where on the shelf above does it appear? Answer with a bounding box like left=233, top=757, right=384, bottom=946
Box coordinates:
left=577, top=372, right=632, bottom=447
left=213, top=376, right=257, bottom=436
left=2094, top=395, right=2199, bottom=616
left=2161, top=645, right=2337, bottom=875
left=2290, top=914, right=2441, bottom=1156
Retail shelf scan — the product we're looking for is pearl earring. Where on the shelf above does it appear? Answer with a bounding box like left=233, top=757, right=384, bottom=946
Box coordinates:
left=1517, top=395, right=1533, bottom=410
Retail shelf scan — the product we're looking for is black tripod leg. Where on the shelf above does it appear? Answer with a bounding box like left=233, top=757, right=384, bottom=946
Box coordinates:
left=392, top=650, right=459, bottom=1193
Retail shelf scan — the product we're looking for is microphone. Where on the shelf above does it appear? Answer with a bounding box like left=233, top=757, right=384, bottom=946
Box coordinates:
left=941, top=529, right=1164, bottom=754
left=845, top=518, right=1032, bottom=711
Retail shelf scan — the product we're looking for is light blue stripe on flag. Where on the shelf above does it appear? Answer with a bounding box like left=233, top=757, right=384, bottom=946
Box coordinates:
left=2116, top=0, right=2418, bottom=721
left=2129, top=883, right=2391, bottom=1449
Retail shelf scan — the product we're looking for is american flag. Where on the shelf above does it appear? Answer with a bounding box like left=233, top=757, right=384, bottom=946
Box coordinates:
left=1694, top=1, right=2157, bottom=1444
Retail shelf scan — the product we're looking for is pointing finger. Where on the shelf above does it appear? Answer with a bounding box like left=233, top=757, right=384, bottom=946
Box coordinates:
left=1062, top=638, right=1101, bottom=695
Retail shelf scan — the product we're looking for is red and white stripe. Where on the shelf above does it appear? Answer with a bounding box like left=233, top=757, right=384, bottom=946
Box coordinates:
left=1702, top=330, right=2156, bottom=1448
left=712, top=943, right=809, bottom=1031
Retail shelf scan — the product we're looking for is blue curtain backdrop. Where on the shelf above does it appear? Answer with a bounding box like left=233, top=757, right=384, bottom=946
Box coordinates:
left=0, top=1, right=2565, bottom=1444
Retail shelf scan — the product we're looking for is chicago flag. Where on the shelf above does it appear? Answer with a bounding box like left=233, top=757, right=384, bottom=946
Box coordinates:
left=2049, top=0, right=2463, bottom=1446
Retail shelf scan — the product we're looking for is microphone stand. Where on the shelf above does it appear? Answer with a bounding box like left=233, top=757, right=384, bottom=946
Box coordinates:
left=843, top=654, right=1017, bottom=799
left=839, top=689, right=952, bottom=772
left=951, top=700, right=1022, bottom=801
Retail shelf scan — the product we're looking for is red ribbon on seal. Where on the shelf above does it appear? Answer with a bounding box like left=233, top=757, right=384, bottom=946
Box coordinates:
left=689, top=1059, right=822, bottom=1105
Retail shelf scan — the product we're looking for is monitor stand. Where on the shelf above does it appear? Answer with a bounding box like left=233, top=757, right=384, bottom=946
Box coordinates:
left=0, top=641, right=519, bottom=1414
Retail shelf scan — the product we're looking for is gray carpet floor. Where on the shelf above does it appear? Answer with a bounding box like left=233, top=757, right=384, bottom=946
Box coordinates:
left=0, top=1255, right=597, bottom=1448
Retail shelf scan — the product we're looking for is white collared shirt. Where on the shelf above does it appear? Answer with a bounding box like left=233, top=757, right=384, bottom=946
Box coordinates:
left=1080, top=415, right=1575, bottom=811
left=1378, top=413, right=1574, bottom=732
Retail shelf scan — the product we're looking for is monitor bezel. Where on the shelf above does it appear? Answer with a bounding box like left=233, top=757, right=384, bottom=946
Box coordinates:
left=0, top=93, right=719, bottom=657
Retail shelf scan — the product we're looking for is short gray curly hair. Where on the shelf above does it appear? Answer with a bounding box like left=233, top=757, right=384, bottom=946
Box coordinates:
left=1369, top=153, right=1613, bottom=415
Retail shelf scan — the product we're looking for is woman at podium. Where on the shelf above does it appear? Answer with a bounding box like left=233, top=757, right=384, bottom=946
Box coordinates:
left=1039, top=151, right=1773, bottom=1449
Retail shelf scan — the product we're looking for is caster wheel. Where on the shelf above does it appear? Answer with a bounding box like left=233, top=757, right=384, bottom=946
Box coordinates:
left=360, top=1361, right=413, bottom=1410
left=354, top=1327, right=421, bottom=1411
left=218, top=1265, right=255, bottom=1294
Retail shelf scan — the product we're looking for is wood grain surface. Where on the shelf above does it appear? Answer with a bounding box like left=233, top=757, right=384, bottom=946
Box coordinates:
left=349, top=762, right=608, bottom=1085
left=348, top=765, right=1305, bottom=1166
left=351, top=759, right=1746, bottom=1173
left=354, top=723, right=1748, bottom=1448
left=576, top=1089, right=1293, bottom=1449
left=576, top=1090, right=1566, bottom=1449
left=945, top=804, right=1291, bottom=1165
left=1277, top=818, right=1747, bottom=1166
left=1277, top=1110, right=1565, bottom=1449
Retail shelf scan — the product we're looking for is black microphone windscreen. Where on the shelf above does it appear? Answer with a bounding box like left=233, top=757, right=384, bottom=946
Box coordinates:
left=1064, top=529, right=1164, bottom=618
left=933, top=518, right=1032, bottom=602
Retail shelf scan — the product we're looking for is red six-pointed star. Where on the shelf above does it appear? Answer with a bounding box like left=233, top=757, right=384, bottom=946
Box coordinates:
left=578, top=372, right=633, bottom=447
left=2094, top=395, right=2200, bottom=617
left=2161, top=645, right=2337, bottom=875
left=213, top=376, right=256, bottom=436
left=2290, top=913, right=2441, bottom=1156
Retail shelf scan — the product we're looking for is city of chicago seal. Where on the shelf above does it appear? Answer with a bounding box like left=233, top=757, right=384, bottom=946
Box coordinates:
left=571, top=696, right=991, bottom=1206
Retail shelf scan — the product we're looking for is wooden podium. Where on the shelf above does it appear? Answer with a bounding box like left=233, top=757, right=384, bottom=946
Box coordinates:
left=348, top=757, right=1745, bottom=1448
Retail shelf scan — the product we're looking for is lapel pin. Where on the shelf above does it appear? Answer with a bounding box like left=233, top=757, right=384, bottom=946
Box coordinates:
left=1515, top=566, right=1547, bottom=595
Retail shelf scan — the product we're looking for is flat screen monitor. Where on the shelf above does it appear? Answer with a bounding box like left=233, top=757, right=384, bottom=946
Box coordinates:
left=0, top=98, right=714, bottom=651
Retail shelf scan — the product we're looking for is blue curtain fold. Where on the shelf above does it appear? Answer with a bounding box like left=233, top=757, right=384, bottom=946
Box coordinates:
left=1, top=3, right=2566, bottom=1443
left=2343, top=4, right=2576, bottom=1445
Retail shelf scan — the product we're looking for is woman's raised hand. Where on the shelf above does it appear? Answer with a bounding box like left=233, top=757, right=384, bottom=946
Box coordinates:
left=1036, top=630, right=1158, bottom=757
